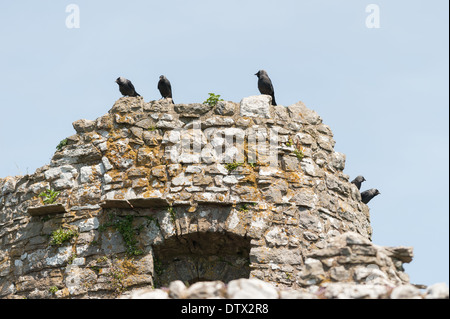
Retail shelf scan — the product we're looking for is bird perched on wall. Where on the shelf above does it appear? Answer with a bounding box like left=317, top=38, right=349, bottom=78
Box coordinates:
left=351, top=175, right=366, bottom=190
left=255, top=70, right=277, bottom=106
left=115, top=77, right=140, bottom=97
left=157, top=75, right=174, bottom=104
left=360, top=189, right=380, bottom=204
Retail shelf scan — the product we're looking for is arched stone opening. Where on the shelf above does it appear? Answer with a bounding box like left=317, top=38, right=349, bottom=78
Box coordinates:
left=152, top=231, right=251, bottom=287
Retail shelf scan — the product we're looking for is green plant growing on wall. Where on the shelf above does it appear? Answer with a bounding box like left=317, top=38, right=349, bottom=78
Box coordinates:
left=288, top=138, right=305, bottom=161
left=144, top=216, right=160, bottom=229
left=109, top=266, right=125, bottom=294
left=286, top=138, right=294, bottom=147
left=168, top=206, right=176, bottom=225
left=56, top=138, right=68, bottom=151
left=90, top=265, right=101, bottom=274
left=100, top=215, right=143, bottom=257
left=50, top=227, right=78, bottom=246
left=68, top=252, right=78, bottom=264
left=107, top=259, right=138, bottom=294
left=247, top=162, right=257, bottom=169
left=39, top=188, right=60, bottom=205
left=203, top=93, right=224, bottom=107
left=97, top=256, right=109, bottom=263
left=238, top=204, right=249, bottom=213
left=293, top=148, right=305, bottom=161
left=238, top=202, right=256, bottom=213
left=225, top=161, right=244, bottom=173
left=154, top=258, right=163, bottom=277
left=49, top=286, right=59, bottom=294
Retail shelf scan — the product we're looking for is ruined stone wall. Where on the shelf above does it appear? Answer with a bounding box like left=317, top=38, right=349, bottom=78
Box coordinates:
left=0, top=95, right=413, bottom=299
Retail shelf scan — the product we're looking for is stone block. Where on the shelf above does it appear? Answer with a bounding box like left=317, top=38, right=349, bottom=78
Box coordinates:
left=28, top=204, right=66, bottom=216
left=240, top=95, right=273, bottom=119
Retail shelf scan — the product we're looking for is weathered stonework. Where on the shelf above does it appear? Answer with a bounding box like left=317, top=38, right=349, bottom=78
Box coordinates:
left=0, top=95, right=445, bottom=299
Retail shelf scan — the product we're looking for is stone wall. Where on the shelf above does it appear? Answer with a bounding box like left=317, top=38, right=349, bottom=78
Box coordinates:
left=0, top=95, right=423, bottom=299
left=121, top=278, right=449, bottom=299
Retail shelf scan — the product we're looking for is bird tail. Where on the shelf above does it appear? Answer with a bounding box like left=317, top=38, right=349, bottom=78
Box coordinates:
left=272, top=95, right=277, bottom=106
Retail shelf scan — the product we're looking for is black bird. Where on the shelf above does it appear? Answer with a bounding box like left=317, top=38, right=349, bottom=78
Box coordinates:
left=255, top=70, right=277, bottom=106
left=115, top=77, right=140, bottom=97
left=351, top=175, right=366, bottom=190
left=361, top=189, right=380, bottom=204
left=157, top=75, right=174, bottom=103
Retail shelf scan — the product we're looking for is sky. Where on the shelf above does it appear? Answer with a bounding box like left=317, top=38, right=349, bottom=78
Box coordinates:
left=0, top=1, right=448, bottom=287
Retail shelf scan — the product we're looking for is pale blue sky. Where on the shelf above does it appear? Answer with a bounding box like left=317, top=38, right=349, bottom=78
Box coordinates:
left=0, top=1, right=448, bottom=287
